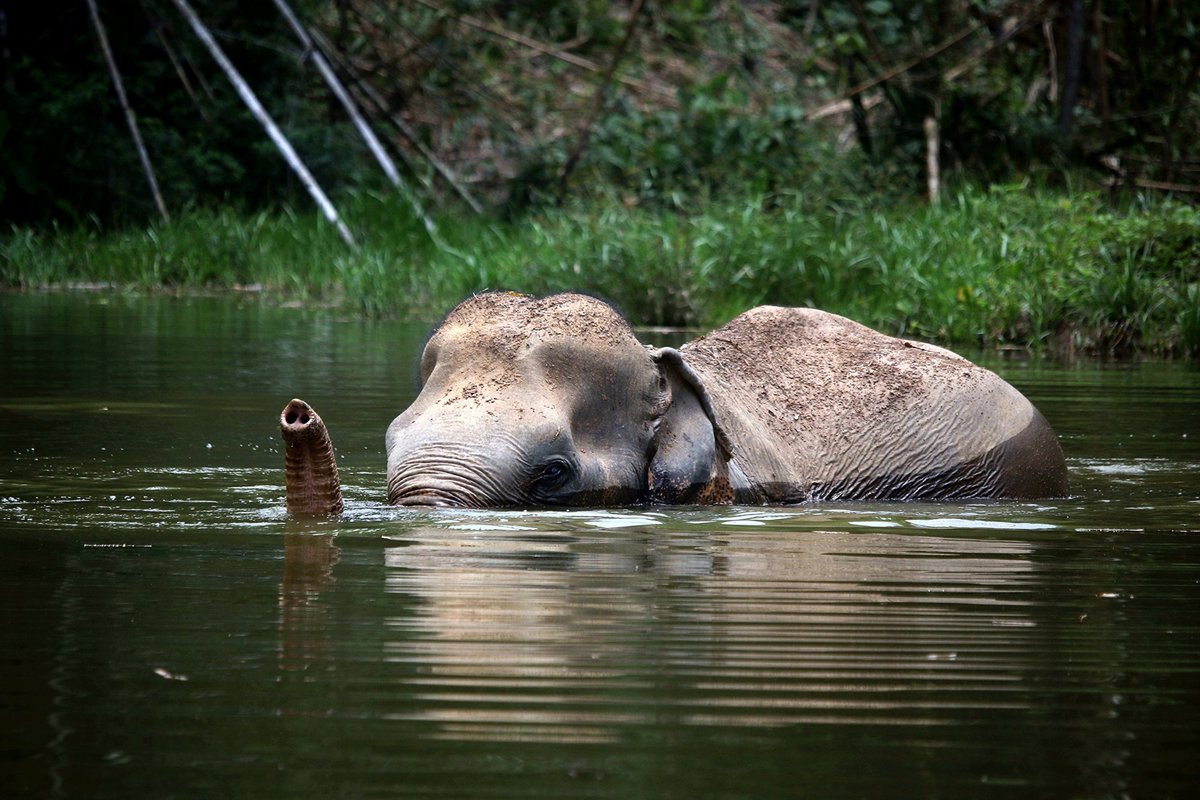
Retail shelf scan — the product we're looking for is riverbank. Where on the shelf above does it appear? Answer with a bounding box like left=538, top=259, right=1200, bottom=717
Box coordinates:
left=4, top=183, right=1198, bottom=355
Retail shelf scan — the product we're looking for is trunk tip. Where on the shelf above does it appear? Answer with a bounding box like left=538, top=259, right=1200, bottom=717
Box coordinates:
left=281, top=398, right=319, bottom=431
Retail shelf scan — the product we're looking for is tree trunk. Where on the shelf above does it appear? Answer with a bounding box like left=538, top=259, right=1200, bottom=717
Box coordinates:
left=924, top=115, right=940, bottom=204
left=1059, top=0, right=1085, bottom=135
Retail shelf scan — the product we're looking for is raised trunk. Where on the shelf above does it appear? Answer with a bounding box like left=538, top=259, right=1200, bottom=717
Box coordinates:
left=280, top=399, right=343, bottom=516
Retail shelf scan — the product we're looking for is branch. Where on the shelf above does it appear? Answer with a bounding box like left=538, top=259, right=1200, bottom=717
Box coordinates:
left=1105, top=177, right=1200, bottom=194
left=87, top=0, right=170, bottom=222
left=810, top=14, right=1038, bottom=121
left=559, top=0, right=646, bottom=190
left=846, top=23, right=981, bottom=101
left=307, top=24, right=484, bottom=215
left=411, top=0, right=675, bottom=103
left=272, top=0, right=444, bottom=244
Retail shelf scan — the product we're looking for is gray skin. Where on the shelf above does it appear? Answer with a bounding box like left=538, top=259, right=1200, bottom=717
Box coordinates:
left=369, top=292, right=1068, bottom=509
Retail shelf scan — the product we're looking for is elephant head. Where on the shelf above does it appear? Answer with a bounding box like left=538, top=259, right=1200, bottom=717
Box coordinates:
left=384, top=292, right=730, bottom=507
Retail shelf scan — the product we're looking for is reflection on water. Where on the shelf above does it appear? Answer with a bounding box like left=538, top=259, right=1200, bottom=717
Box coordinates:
left=280, top=533, right=340, bottom=675
left=380, top=526, right=1043, bottom=742
left=2, top=293, right=1199, bottom=799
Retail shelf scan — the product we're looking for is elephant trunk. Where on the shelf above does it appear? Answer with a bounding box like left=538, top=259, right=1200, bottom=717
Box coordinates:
left=280, top=399, right=344, bottom=516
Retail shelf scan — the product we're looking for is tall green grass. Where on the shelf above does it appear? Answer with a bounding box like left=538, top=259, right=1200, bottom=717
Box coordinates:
left=4, top=184, right=1198, bottom=355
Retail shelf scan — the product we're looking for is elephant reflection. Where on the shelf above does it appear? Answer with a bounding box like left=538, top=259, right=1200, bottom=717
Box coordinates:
left=273, top=517, right=1140, bottom=800
left=278, top=532, right=339, bottom=675
left=371, top=521, right=1041, bottom=740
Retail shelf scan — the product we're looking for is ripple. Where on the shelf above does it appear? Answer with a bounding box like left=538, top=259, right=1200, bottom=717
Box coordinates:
left=906, top=518, right=1058, bottom=531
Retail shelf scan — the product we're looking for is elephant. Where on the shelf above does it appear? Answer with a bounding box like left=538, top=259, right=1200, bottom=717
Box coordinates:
left=280, top=292, right=1068, bottom=514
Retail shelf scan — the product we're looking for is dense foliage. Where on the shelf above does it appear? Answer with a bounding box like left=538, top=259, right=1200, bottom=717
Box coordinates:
left=2, top=0, right=1196, bottom=221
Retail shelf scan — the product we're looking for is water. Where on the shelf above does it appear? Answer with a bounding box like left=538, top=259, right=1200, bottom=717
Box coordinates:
left=2, top=293, right=1198, bottom=799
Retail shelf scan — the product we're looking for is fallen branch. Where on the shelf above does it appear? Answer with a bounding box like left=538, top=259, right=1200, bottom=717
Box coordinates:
left=169, top=0, right=355, bottom=247
left=1104, top=177, right=1200, bottom=194
left=87, top=0, right=170, bottom=222
left=809, top=23, right=982, bottom=119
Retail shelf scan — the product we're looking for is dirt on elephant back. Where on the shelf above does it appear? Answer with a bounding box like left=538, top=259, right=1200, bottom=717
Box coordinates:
left=679, top=306, right=989, bottom=451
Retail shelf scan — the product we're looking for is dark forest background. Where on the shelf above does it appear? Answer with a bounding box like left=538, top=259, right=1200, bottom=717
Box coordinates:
left=2, top=0, right=1197, bottom=226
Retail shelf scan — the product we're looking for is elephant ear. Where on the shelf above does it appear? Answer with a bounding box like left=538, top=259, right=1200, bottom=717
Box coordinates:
left=648, top=348, right=733, bottom=503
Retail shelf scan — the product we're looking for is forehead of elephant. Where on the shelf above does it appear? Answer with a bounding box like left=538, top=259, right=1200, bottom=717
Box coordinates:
left=422, top=293, right=646, bottom=381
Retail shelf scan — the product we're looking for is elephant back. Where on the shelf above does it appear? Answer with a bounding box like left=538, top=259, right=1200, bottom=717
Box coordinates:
left=678, top=307, right=1066, bottom=501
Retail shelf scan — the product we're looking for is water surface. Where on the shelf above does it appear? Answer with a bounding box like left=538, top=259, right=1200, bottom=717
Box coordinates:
left=2, top=293, right=1198, bottom=799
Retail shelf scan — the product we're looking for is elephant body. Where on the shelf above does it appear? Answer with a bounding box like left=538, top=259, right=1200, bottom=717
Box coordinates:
left=651, top=305, right=1066, bottom=503
left=281, top=292, right=1067, bottom=513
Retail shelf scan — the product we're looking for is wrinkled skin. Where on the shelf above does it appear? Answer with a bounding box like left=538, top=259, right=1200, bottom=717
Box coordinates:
left=280, top=399, right=343, bottom=516
left=282, top=292, right=1067, bottom=513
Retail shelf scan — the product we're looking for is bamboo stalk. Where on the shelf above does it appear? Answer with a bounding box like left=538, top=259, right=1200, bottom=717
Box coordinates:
left=86, top=0, right=170, bottom=222
left=273, top=0, right=398, bottom=185
left=270, top=0, right=442, bottom=240
left=168, top=0, right=355, bottom=247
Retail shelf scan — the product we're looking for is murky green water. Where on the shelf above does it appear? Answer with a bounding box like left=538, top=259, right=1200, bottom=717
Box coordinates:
left=2, top=293, right=1198, bottom=799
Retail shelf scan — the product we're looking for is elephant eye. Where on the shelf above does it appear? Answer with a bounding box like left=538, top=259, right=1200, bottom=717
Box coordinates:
left=532, top=459, right=573, bottom=492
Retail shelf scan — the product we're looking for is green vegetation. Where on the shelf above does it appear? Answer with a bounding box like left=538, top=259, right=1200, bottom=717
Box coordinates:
left=6, top=182, right=1198, bottom=355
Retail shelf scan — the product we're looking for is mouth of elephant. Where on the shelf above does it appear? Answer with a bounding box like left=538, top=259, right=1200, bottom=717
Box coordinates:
left=390, top=486, right=483, bottom=508
left=388, top=480, right=649, bottom=508
left=389, top=488, right=563, bottom=509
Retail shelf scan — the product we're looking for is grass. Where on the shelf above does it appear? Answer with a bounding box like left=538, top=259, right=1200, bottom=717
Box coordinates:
left=4, top=183, right=1199, bottom=355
